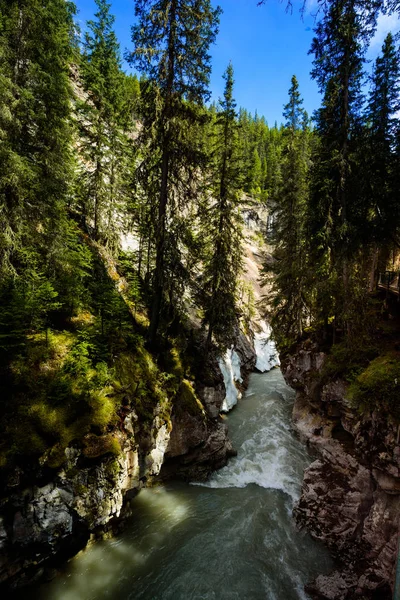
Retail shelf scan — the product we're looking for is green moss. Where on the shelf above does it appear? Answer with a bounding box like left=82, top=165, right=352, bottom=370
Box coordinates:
left=323, top=341, right=379, bottom=382
left=1, top=326, right=123, bottom=467
left=0, top=287, right=194, bottom=473
left=175, top=380, right=205, bottom=417
left=11, top=430, right=47, bottom=457
left=348, top=352, right=400, bottom=420
left=164, top=347, right=184, bottom=380
left=46, top=443, right=68, bottom=469
left=105, top=457, right=121, bottom=479
left=74, top=483, right=88, bottom=496
left=82, top=434, right=121, bottom=459
left=114, top=348, right=170, bottom=422
left=88, top=387, right=119, bottom=429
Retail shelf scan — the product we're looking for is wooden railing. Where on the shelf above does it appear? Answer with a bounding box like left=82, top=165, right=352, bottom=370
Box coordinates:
left=378, top=271, right=400, bottom=296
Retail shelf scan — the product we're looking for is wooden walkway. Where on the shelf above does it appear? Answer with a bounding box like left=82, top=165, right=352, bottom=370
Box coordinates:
left=378, top=271, right=400, bottom=296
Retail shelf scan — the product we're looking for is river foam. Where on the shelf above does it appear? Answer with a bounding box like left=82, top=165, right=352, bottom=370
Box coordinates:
left=196, top=395, right=302, bottom=502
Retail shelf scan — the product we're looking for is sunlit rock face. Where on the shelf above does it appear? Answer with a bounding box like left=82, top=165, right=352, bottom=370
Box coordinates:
left=0, top=399, right=171, bottom=590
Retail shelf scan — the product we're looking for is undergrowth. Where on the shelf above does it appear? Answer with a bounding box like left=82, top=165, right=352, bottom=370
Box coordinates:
left=0, top=239, right=207, bottom=474
left=318, top=295, right=400, bottom=422
left=347, top=352, right=400, bottom=421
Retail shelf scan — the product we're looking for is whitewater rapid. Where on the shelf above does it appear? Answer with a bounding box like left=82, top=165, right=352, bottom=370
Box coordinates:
left=197, top=369, right=309, bottom=503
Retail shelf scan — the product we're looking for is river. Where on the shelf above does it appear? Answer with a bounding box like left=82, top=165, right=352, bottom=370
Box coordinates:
left=31, top=369, right=332, bottom=600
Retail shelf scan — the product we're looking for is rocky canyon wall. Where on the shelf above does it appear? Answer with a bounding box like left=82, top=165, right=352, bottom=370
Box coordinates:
left=281, top=343, right=400, bottom=600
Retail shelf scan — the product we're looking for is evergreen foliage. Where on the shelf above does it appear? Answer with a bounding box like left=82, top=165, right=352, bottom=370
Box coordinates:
left=364, top=32, right=400, bottom=243
left=0, top=0, right=79, bottom=351
left=237, top=108, right=284, bottom=203
left=76, top=0, right=133, bottom=249
left=199, top=64, right=244, bottom=352
left=127, top=0, right=221, bottom=346
left=266, top=76, right=311, bottom=348
left=306, top=0, right=370, bottom=341
left=265, top=0, right=400, bottom=356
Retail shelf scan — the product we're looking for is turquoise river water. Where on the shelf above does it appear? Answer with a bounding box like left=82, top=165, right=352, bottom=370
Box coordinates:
left=31, top=369, right=333, bottom=600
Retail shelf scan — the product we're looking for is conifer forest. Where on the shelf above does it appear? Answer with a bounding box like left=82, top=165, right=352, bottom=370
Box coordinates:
left=1, top=1, right=400, bottom=599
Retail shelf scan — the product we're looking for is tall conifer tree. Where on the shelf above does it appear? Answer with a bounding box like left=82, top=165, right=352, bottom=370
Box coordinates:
left=200, top=63, right=244, bottom=352
left=0, top=0, right=75, bottom=270
left=0, top=0, right=77, bottom=345
left=308, top=0, right=368, bottom=334
left=77, top=0, right=127, bottom=246
left=267, top=76, right=311, bottom=348
left=127, top=0, right=221, bottom=346
left=365, top=32, right=400, bottom=243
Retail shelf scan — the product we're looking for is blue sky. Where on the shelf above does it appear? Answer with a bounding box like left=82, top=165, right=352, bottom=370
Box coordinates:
left=74, top=0, right=400, bottom=125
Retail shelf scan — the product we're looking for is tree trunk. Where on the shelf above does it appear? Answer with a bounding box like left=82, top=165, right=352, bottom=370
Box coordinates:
left=369, top=245, right=379, bottom=292
left=148, top=0, right=177, bottom=347
left=148, top=145, right=169, bottom=347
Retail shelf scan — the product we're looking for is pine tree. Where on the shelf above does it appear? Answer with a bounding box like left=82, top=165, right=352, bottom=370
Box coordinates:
left=127, top=0, right=221, bottom=346
left=307, top=0, right=369, bottom=336
left=0, top=0, right=75, bottom=264
left=77, top=0, right=126, bottom=246
left=267, top=76, right=311, bottom=348
left=200, top=63, right=244, bottom=352
left=265, top=126, right=282, bottom=206
left=365, top=32, right=400, bottom=243
left=249, top=148, right=263, bottom=194
left=0, top=0, right=77, bottom=344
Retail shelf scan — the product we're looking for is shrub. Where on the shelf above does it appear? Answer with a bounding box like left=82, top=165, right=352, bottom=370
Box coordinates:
left=323, top=341, right=379, bottom=382
left=348, top=352, right=400, bottom=420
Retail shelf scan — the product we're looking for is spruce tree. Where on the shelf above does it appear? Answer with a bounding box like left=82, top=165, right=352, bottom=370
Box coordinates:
left=249, top=148, right=263, bottom=195
left=127, top=0, right=221, bottom=346
left=365, top=32, right=400, bottom=243
left=0, top=0, right=75, bottom=267
left=77, top=0, right=127, bottom=246
left=267, top=76, right=311, bottom=348
left=308, top=0, right=368, bottom=337
left=0, top=0, right=77, bottom=344
left=200, top=63, right=244, bottom=352
left=265, top=126, right=282, bottom=206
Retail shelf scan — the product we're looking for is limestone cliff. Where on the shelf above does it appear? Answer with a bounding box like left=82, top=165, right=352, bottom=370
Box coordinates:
left=281, top=343, right=400, bottom=600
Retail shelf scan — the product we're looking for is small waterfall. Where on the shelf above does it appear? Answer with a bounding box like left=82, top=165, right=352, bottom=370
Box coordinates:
left=254, top=321, right=279, bottom=372
left=218, top=348, right=243, bottom=412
